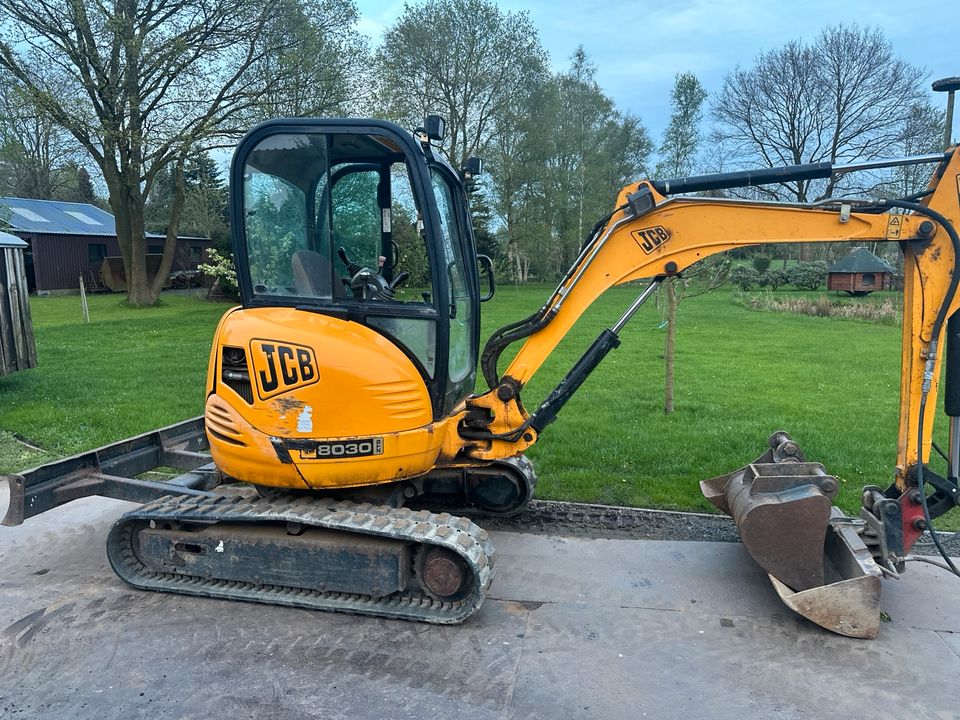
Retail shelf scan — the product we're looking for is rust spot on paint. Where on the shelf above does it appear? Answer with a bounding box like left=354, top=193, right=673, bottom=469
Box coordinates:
left=272, top=397, right=305, bottom=415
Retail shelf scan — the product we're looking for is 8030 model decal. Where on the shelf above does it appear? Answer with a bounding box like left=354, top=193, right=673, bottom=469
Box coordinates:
left=300, top=438, right=385, bottom=460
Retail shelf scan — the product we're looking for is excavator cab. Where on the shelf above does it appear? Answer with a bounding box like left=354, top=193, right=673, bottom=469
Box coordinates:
left=200, top=118, right=512, bottom=497
left=229, top=118, right=484, bottom=418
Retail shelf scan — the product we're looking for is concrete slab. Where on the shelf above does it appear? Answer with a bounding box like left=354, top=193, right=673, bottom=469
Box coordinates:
left=1, top=487, right=958, bottom=719
left=510, top=604, right=957, bottom=720
left=488, top=533, right=795, bottom=618
left=490, top=532, right=960, bottom=633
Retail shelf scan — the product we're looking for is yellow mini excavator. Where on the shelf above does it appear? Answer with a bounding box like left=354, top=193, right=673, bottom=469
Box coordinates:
left=5, top=116, right=960, bottom=638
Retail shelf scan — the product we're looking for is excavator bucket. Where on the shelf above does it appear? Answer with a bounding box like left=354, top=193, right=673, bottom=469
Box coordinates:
left=701, top=432, right=883, bottom=638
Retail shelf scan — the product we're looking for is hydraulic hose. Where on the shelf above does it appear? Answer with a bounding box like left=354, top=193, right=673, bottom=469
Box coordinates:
left=875, top=198, right=960, bottom=576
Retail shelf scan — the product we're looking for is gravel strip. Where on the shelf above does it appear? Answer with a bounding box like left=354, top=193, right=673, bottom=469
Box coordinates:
left=483, top=500, right=960, bottom=571
left=481, top=499, right=740, bottom=542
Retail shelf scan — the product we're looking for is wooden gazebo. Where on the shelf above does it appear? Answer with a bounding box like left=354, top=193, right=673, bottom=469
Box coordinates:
left=827, top=248, right=894, bottom=296
left=0, top=230, right=37, bottom=376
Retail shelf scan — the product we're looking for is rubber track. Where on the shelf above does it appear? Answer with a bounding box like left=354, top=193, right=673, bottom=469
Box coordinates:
left=106, top=493, right=495, bottom=624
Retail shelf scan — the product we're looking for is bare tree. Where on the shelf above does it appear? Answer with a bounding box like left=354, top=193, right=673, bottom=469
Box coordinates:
left=713, top=24, right=926, bottom=204
left=0, top=0, right=315, bottom=304
left=880, top=101, right=945, bottom=198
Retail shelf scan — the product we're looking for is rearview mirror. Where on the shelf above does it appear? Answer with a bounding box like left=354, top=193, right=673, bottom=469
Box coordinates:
left=424, top=115, right=446, bottom=142
left=463, top=157, right=483, bottom=179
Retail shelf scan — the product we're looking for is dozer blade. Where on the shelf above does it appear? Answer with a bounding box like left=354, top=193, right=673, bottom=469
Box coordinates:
left=701, top=431, right=883, bottom=638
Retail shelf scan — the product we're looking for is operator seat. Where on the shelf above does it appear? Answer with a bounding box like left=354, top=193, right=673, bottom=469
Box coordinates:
left=292, top=249, right=334, bottom=298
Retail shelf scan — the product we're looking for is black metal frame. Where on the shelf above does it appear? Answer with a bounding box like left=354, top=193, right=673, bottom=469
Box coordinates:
left=2, top=418, right=219, bottom=527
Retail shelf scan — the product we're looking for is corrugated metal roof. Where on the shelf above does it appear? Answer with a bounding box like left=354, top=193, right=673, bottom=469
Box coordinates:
left=0, top=196, right=209, bottom=241
left=0, top=197, right=121, bottom=236
left=0, top=230, right=27, bottom=248
left=827, top=247, right=895, bottom=274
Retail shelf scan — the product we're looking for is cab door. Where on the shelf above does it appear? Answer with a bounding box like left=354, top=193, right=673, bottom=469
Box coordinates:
left=427, top=166, right=480, bottom=413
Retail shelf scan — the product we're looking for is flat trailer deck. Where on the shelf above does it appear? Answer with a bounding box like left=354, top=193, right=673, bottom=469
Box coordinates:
left=1, top=483, right=958, bottom=720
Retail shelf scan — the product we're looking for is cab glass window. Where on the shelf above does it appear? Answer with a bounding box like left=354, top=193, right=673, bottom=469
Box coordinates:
left=241, top=130, right=439, bottom=377
left=431, top=169, right=473, bottom=383
left=243, top=134, right=317, bottom=297
left=390, top=162, right=432, bottom=303
left=331, top=166, right=381, bottom=291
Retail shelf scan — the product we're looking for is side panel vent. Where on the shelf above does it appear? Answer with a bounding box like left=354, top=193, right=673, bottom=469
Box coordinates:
left=206, top=397, right=248, bottom=446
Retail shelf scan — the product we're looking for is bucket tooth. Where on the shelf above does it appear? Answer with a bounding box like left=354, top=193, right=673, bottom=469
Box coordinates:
left=703, top=432, right=884, bottom=637
left=770, top=574, right=881, bottom=639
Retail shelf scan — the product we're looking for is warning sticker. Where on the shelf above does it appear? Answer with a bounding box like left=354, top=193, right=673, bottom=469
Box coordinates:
left=885, top=214, right=902, bottom=240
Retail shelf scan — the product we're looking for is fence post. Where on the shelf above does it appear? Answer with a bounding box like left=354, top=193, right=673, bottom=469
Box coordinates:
left=79, top=274, right=90, bottom=324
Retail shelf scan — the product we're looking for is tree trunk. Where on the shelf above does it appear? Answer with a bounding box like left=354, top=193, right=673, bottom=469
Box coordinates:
left=127, top=210, right=153, bottom=304
left=149, top=157, right=187, bottom=299
left=507, top=237, right=520, bottom=283
left=103, top=151, right=156, bottom=305
left=664, top=277, right=677, bottom=414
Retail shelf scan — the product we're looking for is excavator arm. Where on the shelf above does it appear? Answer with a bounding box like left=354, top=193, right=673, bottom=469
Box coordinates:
left=463, top=149, right=960, bottom=483
left=458, top=149, right=960, bottom=638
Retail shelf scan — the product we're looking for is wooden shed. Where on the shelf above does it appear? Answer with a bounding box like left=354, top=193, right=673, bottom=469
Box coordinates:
left=827, top=248, right=894, bottom=296
left=0, top=231, right=37, bottom=376
left=0, top=197, right=211, bottom=293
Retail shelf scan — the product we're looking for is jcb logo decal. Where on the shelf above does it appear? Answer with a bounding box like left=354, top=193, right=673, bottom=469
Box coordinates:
left=250, top=340, right=319, bottom=400
left=632, top=225, right=671, bottom=254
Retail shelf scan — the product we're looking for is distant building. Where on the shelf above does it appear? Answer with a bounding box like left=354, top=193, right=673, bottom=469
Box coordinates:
left=827, top=248, right=894, bottom=296
left=0, top=197, right=211, bottom=292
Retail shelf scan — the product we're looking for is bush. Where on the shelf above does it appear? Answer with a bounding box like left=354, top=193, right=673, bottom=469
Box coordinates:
left=752, top=255, right=772, bottom=274
left=198, top=248, right=239, bottom=299
left=731, top=265, right=760, bottom=290
left=759, top=269, right=788, bottom=290
left=787, top=261, right=828, bottom=290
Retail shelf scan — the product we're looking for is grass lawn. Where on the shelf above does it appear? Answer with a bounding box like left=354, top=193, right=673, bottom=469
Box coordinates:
left=0, top=284, right=943, bottom=523
left=0, top=292, right=230, bottom=469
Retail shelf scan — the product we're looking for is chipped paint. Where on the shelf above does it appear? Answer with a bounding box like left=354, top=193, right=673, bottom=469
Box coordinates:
left=271, top=396, right=305, bottom=420
left=297, top=406, right=313, bottom=433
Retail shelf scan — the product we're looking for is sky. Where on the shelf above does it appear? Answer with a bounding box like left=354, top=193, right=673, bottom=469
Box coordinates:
left=354, top=0, right=960, bottom=142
